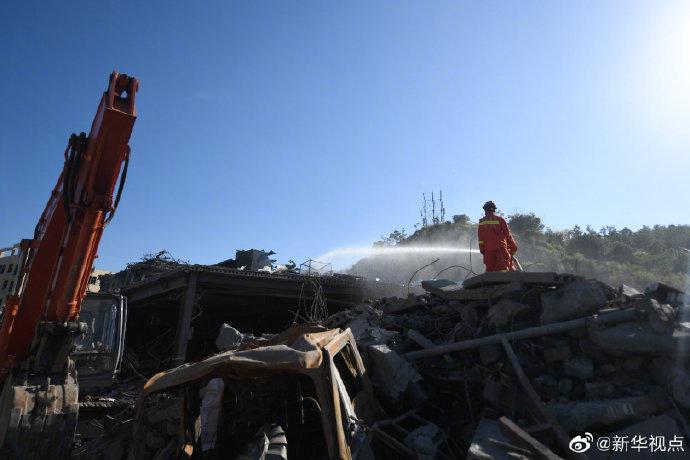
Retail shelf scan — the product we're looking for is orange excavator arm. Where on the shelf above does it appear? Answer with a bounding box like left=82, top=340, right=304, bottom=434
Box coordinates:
left=0, top=72, right=138, bottom=458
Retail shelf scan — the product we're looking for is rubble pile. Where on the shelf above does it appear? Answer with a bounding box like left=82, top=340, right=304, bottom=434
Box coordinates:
left=326, top=272, right=690, bottom=458
left=99, top=250, right=188, bottom=292
left=73, top=271, right=690, bottom=459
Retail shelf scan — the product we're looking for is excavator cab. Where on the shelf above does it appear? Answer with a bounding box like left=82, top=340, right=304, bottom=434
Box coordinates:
left=73, top=293, right=127, bottom=390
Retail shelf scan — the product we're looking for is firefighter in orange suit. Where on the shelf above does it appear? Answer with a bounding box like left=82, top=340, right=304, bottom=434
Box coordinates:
left=478, top=201, right=518, bottom=272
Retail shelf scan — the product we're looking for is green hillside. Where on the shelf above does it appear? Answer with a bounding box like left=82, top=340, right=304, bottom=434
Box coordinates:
left=349, top=213, right=690, bottom=290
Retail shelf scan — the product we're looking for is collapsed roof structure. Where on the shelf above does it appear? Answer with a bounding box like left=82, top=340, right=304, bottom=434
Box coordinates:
left=75, top=268, right=690, bottom=459
left=123, top=264, right=369, bottom=371
left=324, top=272, right=690, bottom=458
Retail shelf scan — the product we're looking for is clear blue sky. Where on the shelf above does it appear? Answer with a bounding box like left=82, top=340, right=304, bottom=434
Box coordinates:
left=2, top=1, right=689, bottom=271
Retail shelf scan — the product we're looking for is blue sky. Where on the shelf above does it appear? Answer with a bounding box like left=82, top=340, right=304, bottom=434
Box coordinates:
left=1, top=1, right=689, bottom=271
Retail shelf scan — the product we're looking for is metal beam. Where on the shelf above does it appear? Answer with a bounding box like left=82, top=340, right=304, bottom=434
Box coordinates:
left=171, top=272, right=197, bottom=367
left=404, top=309, right=637, bottom=360
left=123, top=271, right=188, bottom=303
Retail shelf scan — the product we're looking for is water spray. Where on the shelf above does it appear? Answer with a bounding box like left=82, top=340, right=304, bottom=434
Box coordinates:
left=317, top=245, right=480, bottom=261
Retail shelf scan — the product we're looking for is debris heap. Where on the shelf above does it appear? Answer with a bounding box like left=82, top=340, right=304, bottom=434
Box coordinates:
left=326, top=272, right=690, bottom=459
left=74, top=271, right=689, bottom=459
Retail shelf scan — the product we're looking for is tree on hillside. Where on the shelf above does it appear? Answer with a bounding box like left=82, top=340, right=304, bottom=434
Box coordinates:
left=567, top=226, right=605, bottom=259
left=374, top=229, right=408, bottom=246
left=452, top=214, right=471, bottom=226
left=607, top=241, right=636, bottom=264
left=508, top=213, right=544, bottom=236
left=369, top=208, right=690, bottom=290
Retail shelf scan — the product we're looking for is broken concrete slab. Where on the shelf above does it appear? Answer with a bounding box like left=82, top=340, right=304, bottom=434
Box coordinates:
left=215, top=323, right=244, bottom=350
left=423, top=280, right=525, bottom=302
left=487, top=299, right=532, bottom=330
left=421, top=279, right=460, bottom=296
left=348, top=315, right=398, bottom=346
left=645, top=299, right=676, bottom=334
left=381, top=295, right=425, bottom=314
left=368, top=344, right=423, bottom=402
left=619, top=284, right=643, bottom=300
left=645, top=282, right=686, bottom=306
left=540, top=280, right=608, bottom=324
left=588, top=322, right=674, bottom=356
left=463, top=272, right=580, bottom=290
left=549, top=393, right=672, bottom=432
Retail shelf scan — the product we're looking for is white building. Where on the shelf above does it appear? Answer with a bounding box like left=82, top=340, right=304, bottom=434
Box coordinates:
left=86, top=268, right=112, bottom=293
left=0, top=243, right=22, bottom=308
left=0, top=241, right=110, bottom=306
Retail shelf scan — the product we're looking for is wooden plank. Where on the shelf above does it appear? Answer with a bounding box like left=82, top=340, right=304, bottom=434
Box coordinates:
left=408, top=329, right=453, bottom=363
left=487, top=437, right=534, bottom=456
left=500, top=336, right=585, bottom=460
left=498, top=416, right=564, bottom=460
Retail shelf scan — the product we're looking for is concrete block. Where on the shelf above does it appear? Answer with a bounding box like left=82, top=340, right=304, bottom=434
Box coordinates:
left=368, top=344, right=422, bottom=401
left=540, top=280, right=607, bottom=324
left=589, top=323, right=674, bottom=356
left=619, top=284, right=643, bottom=299
left=216, top=323, right=244, bottom=350
left=487, top=299, right=532, bottom=330
left=421, top=279, right=460, bottom=296
left=549, top=393, right=671, bottom=432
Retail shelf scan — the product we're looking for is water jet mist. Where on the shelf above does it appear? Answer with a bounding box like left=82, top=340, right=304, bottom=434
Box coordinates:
left=317, top=245, right=480, bottom=261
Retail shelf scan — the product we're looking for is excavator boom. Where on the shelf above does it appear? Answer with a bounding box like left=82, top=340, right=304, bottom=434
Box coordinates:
left=0, top=72, right=138, bottom=458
